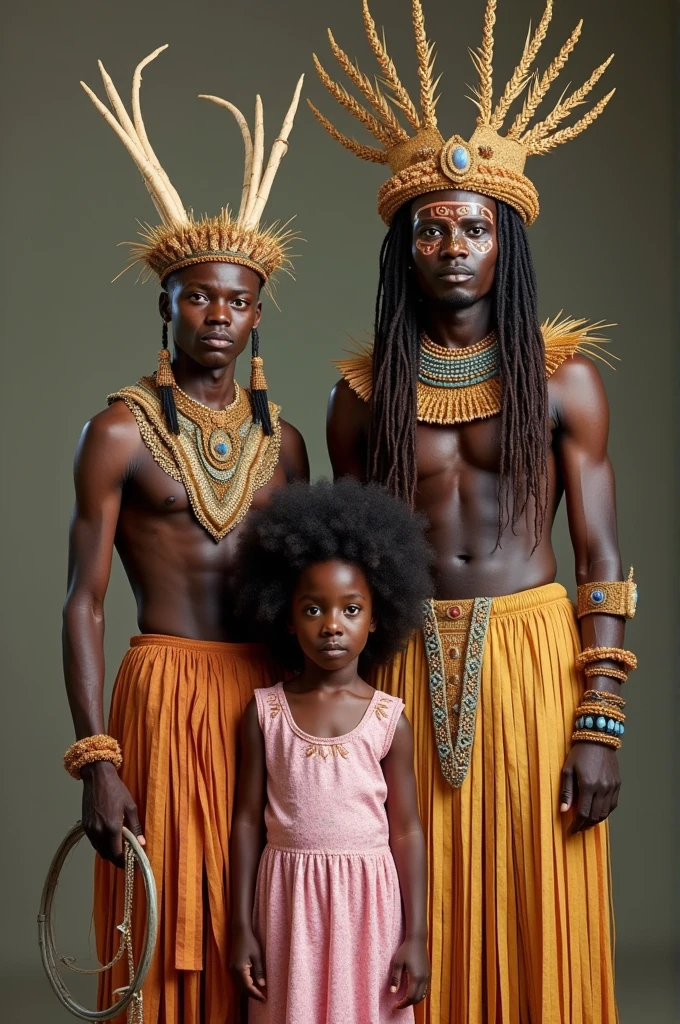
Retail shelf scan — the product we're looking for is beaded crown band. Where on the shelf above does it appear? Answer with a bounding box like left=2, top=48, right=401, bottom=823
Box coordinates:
left=81, top=46, right=303, bottom=286
left=310, top=0, right=614, bottom=226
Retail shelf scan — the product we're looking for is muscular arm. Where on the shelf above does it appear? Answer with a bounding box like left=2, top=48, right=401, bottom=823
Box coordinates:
left=554, top=355, right=626, bottom=665
left=62, top=402, right=145, bottom=863
left=230, top=698, right=267, bottom=1000
left=326, top=379, right=369, bottom=480
left=552, top=355, right=627, bottom=831
left=63, top=403, right=140, bottom=736
left=382, top=714, right=430, bottom=1008
left=279, top=418, right=310, bottom=483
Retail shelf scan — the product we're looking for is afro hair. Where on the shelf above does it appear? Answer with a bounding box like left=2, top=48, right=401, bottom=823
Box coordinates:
left=233, top=478, right=434, bottom=670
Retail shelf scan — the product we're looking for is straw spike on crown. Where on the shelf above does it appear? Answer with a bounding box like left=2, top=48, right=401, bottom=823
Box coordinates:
left=82, top=45, right=303, bottom=285
left=310, top=0, right=614, bottom=227
left=361, top=0, right=421, bottom=129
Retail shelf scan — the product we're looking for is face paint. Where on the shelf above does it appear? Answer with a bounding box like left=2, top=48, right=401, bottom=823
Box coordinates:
left=414, top=202, right=495, bottom=256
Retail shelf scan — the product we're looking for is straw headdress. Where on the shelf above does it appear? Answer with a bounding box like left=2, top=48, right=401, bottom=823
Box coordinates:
left=310, top=0, right=614, bottom=225
left=81, top=45, right=304, bottom=283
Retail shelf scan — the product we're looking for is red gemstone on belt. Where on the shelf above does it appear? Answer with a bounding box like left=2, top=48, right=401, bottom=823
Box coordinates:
left=447, top=606, right=461, bottom=619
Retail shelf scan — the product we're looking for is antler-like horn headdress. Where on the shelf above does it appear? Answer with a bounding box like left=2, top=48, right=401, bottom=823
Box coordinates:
left=310, top=0, right=614, bottom=225
left=82, top=46, right=304, bottom=283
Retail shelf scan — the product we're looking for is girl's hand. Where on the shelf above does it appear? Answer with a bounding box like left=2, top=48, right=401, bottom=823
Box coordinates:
left=390, top=937, right=431, bottom=1009
left=230, top=928, right=266, bottom=1002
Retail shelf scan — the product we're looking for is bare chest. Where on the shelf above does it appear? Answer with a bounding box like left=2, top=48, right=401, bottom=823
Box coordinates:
left=116, top=439, right=288, bottom=576
left=416, top=417, right=503, bottom=480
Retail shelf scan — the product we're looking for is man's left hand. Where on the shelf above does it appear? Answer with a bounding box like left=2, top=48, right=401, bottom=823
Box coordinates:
left=560, top=742, right=621, bottom=834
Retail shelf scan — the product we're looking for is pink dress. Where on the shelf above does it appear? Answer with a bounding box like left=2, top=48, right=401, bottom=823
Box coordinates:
left=250, top=683, right=414, bottom=1024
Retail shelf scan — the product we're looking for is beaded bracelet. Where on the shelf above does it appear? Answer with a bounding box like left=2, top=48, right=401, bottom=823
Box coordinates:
left=572, top=728, right=621, bottom=749
left=584, top=665, right=629, bottom=684
left=582, top=689, right=626, bottom=709
left=572, top=699, right=625, bottom=748
left=575, top=647, right=638, bottom=672
left=64, top=734, right=123, bottom=780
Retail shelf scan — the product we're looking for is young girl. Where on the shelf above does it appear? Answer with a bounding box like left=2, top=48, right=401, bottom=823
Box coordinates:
left=230, top=478, right=433, bottom=1023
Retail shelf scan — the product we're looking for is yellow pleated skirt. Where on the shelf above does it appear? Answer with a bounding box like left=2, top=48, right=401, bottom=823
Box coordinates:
left=372, top=583, right=617, bottom=1024
left=94, top=634, right=276, bottom=1024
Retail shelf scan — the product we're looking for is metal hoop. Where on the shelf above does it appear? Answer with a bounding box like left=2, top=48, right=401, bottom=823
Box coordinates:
left=38, top=823, right=158, bottom=1021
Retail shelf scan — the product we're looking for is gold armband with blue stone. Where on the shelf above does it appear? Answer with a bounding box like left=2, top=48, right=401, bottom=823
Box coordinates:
left=576, top=567, right=638, bottom=620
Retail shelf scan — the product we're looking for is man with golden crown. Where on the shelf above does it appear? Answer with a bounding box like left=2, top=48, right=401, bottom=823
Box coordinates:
left=313, top=2, right=636, bottom=1021
left=61, top=47, right=308, bottom=1022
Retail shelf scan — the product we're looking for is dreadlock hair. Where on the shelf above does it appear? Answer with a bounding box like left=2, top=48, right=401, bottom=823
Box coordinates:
left=233, top=478, right=434, bottom=672
left=368, top=199, right=548, bottom=544
left=368, top=206, right=421, bottom=505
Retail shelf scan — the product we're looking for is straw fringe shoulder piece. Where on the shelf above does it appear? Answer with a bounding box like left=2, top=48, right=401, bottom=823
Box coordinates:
left=335, top=315, right=617, bottom=425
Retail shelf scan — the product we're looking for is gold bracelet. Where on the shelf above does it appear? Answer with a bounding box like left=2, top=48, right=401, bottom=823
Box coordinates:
left=584, top=665, right=629, bottom=684
left=64, top=734, right=123, bottom=780
left=572, top=729, right=621, bottom=750
left=576, top=647, right=638, bottom=672
left=577, top=567, right=638, bottom=619
left=582, top=689, right=626, bottom=708
left=576, top=703, right=625, bottom=723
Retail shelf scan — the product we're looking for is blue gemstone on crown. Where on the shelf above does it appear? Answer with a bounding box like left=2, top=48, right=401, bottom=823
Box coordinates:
left=590, top=589, right=605, bottom=604
left=451, top=145, right=470, bottom=171
left=215, top=442, right=228, bottom=456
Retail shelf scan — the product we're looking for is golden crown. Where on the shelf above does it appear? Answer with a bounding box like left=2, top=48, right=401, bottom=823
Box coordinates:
left=82, top=46, right=303, bottom=284
left=310, top=0, right=614, bottom=225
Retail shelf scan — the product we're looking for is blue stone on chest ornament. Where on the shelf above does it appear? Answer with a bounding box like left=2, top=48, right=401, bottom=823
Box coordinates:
left=209, top=428, right=232, bottom=462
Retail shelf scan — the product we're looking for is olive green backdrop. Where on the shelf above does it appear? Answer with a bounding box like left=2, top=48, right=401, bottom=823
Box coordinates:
left=1, top=0, right=676, bottom=1020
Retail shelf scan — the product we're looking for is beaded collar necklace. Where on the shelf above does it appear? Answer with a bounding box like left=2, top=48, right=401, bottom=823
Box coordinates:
left=108, top=376, right=281, bottom=541
left=418, top=332, right=499, bottom=389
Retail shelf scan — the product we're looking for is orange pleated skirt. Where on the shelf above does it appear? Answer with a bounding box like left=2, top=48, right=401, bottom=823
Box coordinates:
left=94, top=634, right=276, bottom=1024
left=372, top=583, right=617, bottom=1024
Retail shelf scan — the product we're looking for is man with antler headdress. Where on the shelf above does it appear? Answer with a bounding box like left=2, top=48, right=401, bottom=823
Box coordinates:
left=61, top=47, right=308, bottom=1023
left=314, top=2, right=635, bottom=1021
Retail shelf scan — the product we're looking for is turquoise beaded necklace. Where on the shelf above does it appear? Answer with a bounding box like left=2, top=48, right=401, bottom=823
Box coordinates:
left=418, top=332, right=499, bottom=389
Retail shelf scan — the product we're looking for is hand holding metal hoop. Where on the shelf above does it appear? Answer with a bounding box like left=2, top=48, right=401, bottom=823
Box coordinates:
left=38, top=822, right=158, bottom=1021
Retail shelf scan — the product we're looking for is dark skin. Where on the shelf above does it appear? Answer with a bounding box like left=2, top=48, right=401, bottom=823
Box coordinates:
left=327, top=189, right=626, bottom=835
left=230, top=560, right=430, bottom=1010
left=63, top=261, right=309, bottom=866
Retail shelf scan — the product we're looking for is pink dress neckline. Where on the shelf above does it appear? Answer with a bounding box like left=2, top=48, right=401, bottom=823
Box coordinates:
left=276, top=680, right=381, bottom=745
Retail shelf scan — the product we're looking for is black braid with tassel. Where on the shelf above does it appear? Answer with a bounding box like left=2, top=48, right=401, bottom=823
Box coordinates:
left=249, top=328, right=273, bottom=436
left=158, top=321, right=180, bottom=435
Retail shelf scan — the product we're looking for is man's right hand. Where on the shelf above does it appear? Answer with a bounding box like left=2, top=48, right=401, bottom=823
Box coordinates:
left=81, top=761, right=145, bottom=868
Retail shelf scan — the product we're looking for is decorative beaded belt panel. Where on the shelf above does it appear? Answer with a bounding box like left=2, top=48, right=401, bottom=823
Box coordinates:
left=422, top=596, right=493, bottom=787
